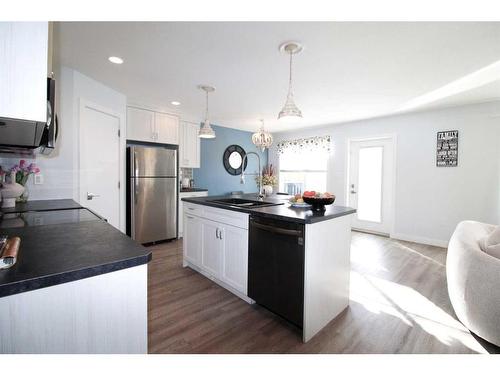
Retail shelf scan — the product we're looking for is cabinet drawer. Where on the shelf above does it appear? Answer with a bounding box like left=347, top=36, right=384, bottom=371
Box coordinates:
left=204, top=206, right=249, bottom=230
left=180, top=192, right=208, bottom=199
left=183, top=202, right=204, bottom=217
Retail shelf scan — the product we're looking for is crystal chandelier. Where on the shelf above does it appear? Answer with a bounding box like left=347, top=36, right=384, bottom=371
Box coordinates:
left=252, top=119, right=273, bottom=152
left=198, top=85, right=216, bottom=139
left=278, top=42, right=303, bottom=120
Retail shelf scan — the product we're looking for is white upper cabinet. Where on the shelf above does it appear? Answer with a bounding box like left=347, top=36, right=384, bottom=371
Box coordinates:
left=179, top=121, right=200, bottom=168
left=155, top=112, right=179, bottom=145
left=127, top=107, right=155, bottom=142
left=126, top=106, right=179, bottom=145
left=0, top=22, right=48, bottom=122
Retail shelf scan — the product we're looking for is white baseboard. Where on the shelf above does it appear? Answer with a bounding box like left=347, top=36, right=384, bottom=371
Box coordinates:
left=390, top=232, right=448, bottom=249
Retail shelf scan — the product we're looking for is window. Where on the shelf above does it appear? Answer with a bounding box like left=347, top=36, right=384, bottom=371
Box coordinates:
left=279, top=149, right=328, bottom=195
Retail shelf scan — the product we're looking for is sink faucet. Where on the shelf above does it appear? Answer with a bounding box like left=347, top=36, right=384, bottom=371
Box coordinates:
left=240, top=152, right=264, bottom=199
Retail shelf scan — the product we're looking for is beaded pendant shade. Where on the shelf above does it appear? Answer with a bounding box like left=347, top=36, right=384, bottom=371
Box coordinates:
left=252, top=119, right=273, bottom=152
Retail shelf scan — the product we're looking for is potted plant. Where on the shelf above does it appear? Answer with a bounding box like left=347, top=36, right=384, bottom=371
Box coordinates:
left=10, top=160, right=40, bottom=203
left=256, top=164, right=278, bottom=196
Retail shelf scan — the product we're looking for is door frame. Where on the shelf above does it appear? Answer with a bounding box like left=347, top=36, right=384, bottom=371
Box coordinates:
left=78, top=98, right=125, bottom=232
left=346, top=134, right=397, bottom=237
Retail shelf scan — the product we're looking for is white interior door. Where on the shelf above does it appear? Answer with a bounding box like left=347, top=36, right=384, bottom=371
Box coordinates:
left=348, top=137, right=394, bottom=235
left=80, top=100, right=121, bottom=228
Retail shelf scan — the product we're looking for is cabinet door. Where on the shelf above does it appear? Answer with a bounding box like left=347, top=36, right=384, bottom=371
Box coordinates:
left=179, top=122, right=200, bottom=168
left=156, top=112, right=179, bottom=145
left=0, top=22, right=48, bottom=122
left=183, top=213, right=202, bottom=266
left=127, top=107, right=155, bottom=142
left=179, top=122, right=188, bottom=167
left=220, top=225, right=248, bottom=294
left=201, top=220, right=223, bottom=277
left=186, top=122, right=200, bottom=168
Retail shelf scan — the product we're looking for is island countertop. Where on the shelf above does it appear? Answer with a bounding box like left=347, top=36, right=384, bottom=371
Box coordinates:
left=181, top=193, right=356, bottom=224
left=0, top=199, right=83, bottom=214
left=0, top=207, right=151, bottom=298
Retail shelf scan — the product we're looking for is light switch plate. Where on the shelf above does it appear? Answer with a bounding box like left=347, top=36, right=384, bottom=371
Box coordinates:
left=34, top=174, right=44, bottom=185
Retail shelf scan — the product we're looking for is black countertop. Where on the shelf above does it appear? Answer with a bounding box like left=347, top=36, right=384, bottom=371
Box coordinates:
left=0, top=201, right=151, bottom=298
left=0, top=199, right=82, bottom=214
left=181, top=194, right=356, bottom=224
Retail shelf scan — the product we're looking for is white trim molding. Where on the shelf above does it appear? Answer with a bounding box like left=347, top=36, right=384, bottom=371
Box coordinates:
left=390, top=232, right=449, bottom=249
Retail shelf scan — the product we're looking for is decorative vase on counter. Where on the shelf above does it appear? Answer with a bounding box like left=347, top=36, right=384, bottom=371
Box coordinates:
left=263, top=185, right=273, bottom=196
left=1, top=172, right=25, bottom=208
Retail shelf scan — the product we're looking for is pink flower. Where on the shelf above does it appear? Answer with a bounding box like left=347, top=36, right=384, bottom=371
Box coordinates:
left=19, top=160, right=26, bottom=168
left=34, top=167, right=40, bottom=174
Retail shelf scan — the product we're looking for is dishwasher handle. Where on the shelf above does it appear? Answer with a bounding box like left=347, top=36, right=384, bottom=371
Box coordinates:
left=251, top=220, right=302, bottom=237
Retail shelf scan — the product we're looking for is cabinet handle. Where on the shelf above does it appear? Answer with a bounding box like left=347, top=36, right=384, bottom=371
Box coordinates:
left=186, top=215, right=194, bottom=219
left=219, top=229, right=223, bottom=240
left=215, top=228, right=219, bottom=239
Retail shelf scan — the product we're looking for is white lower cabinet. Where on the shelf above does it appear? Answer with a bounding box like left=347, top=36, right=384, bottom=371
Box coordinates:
left=220, top=224, right=248, bottom=293
left=201, top=219, right=223, bottom=277
left=182, top=203, right=250, bottom=301
left=179, top=191, right=208, bottom=238
left=183, top=213, right=202, bottom=266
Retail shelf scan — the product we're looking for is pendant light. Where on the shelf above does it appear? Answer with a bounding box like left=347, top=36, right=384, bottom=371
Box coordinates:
left=278, top=42, right=303, bottom=120
left=252, top=119, right=273, bottom=152
left=198, top=85, right=216, bottom=139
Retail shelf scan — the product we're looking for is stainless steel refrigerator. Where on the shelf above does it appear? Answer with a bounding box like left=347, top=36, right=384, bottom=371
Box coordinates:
left=127, top=145, right=177, bottom=244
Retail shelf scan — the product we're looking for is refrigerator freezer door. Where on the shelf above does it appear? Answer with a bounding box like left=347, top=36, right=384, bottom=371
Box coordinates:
left=132, top=177, right=177, bottom=243
left=130, top=146, right=177, bottom=177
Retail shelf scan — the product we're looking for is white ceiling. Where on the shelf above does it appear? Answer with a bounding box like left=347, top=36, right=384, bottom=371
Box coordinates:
left=54, top=22, right=500, bottom=133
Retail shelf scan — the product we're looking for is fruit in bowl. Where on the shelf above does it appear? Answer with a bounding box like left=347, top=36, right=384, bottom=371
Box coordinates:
left=289, top=194, right=305, bottom=204
left=302, top=191, right=336, bottom=211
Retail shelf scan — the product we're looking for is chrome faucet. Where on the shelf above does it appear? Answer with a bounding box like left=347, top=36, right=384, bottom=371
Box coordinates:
left=240, top=151, right=264, bottom=199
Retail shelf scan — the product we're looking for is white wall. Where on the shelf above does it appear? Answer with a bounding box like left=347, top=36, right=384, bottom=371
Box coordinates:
left=0, top=66, right=127, bottom=231
left=270, top=101, right=500, bottom=247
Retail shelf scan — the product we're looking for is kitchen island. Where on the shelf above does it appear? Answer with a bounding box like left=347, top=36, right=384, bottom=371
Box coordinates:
left=181, top=193, right=355, bottom=342
left=0, top=200, right=151, bottom=353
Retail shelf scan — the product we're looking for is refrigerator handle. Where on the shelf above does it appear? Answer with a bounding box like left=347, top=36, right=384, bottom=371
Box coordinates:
left=130, top=178, right=136, bottom=240
left=134, top=151, right=139, bottom=204
left=134, top=151, right=139, bottom=177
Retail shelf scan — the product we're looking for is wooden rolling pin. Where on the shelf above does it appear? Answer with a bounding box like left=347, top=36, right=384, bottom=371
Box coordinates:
left=0, top=236, right=20, bottom=269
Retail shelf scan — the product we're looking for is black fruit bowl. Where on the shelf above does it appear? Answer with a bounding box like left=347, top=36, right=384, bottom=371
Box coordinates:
left=302, top=196, right=335, bottom=211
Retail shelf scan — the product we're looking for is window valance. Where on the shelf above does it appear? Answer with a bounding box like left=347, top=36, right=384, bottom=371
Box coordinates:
left=276, top=135, right=331, bottom=154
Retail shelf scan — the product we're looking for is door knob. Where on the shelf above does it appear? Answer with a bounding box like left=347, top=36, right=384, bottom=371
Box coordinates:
left=87, top=192, right=100, bottom=200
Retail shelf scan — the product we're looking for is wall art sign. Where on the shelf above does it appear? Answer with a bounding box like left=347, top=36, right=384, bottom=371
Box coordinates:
left=436, top=130, right=458, bottom=167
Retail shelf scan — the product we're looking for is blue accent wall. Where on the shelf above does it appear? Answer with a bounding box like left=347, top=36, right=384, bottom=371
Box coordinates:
left=193, top=124, right=268, bottom=196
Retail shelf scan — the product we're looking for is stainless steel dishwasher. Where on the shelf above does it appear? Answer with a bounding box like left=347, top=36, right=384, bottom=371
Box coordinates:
left=248, top=215, right=305, bottom=328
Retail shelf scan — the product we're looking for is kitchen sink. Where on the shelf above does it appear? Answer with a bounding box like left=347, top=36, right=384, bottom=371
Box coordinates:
left=209, top=198, right=283, bottom=208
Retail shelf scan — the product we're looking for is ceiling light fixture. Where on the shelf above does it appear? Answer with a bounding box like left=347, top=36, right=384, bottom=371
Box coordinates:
left=108, top=56, right=124, bottom=64
left=277, top=42, right=303, bottom=120
left=171, top=101, right=181, bottom=106
left=252, top=119, right=273, bottom=152
left=198, top=85, right=216, bottom=139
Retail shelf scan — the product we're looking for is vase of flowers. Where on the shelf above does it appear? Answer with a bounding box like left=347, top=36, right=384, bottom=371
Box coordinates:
left=10, top=160, right=40, bottom=203
left=256, top=164, right=278, bottom=196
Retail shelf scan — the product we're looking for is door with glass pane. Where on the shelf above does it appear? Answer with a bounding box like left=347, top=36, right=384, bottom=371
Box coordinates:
left=349, top=138, right=394, bottom=234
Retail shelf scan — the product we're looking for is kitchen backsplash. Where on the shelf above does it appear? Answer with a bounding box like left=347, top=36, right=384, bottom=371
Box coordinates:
left=180, top=168, right=193, bottom=180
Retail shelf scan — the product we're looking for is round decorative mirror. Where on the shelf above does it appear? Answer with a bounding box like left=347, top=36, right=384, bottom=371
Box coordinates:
left=223, top=145, right=248, bottom=175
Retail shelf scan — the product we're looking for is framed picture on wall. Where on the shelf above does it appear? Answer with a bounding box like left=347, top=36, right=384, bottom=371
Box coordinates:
left=436, top=130, right=458, bottom=167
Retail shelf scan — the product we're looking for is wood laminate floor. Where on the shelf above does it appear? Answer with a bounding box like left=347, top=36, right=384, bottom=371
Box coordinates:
left=148, top=231, right=497, bottom=354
